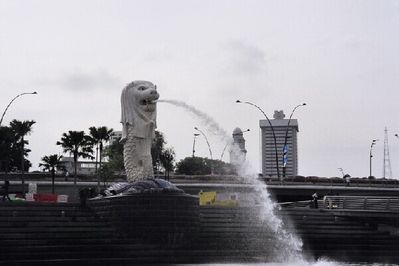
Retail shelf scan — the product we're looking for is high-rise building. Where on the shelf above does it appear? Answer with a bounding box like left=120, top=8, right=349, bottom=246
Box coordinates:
left=260, top=110, right=299, bottom=177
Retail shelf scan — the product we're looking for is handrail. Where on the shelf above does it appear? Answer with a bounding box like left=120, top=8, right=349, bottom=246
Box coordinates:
left=323, top=196, right=399, bottom=212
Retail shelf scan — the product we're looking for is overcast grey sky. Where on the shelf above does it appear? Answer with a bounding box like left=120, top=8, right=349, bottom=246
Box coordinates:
left=1, top=0, right=398, bottom=178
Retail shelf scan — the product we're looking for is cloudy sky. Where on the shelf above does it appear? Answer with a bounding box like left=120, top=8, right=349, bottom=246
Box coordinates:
left=1, top=0, right=399, bottom=178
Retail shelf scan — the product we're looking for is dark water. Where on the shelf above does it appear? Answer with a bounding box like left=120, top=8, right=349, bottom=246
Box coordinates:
left=180, top=262, right=399, bottom=266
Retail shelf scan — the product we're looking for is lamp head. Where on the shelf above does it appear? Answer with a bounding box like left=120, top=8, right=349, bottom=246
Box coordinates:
left=194, top=127, right=198, bottom=130
left=32, top=92, right=38, bottom=94
left=236, top=100, right=241, bottom=103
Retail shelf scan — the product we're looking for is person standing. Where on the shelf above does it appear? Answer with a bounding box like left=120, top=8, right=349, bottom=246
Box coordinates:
left=312, top=192, right=318, bottom=209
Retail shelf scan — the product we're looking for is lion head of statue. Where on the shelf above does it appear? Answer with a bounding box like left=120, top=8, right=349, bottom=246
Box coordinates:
left=121, top=80, right=160, bottom=140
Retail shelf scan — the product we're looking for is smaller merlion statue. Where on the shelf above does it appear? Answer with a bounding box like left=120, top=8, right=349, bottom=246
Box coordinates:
left=120, top=80, right=159, bottom=182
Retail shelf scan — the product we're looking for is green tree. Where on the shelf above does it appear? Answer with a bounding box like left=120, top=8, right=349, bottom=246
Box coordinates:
left=56, top=131, right=94, bottom=184
left=159, top=147, right=175, bottom=179
left=98, top=163, right=114, bottom=187
left=175, top=157, right=211, bottom=175
left=9, top=120, right=35, bottom=193
left=206, top=158, right=236, bottom=175
left=88, top=126, right=114, bottom=186
left=151, top=131, right=176, bottom=177
left=103, top=136, right=124, bottom=173
left=0, top=126, right=14, bottom=172
left=39, top=154, right=64, bottom=194
left=9, top=119, right=35, bottom=171
left=175, top=157, right=236, bottom=175
left=151, top=131, right=165, bottom=173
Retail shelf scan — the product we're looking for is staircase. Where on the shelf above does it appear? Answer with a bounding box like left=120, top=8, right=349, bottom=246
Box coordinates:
left=0, top=202, right=122, bottom=265
left=2, top=201, right=399, bottom=264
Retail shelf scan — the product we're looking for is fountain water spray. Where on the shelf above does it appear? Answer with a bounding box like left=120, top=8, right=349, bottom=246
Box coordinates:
left=158, top=99, right=230, bottom=140
left=160, top=99, right=304, bottom=262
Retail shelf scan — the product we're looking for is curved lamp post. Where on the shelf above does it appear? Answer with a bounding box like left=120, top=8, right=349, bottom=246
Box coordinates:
left=0, top=92, right=38, bottom=126
left=220, top=129, right=250, bottom=161
left=282, top=103, right=306, bottom=177
left=236, top=100, right=280, bottom=178
left=192, top=133, right=200, bottom=157
left=194, top=127, right=213, bottom=175
left=369, top=139, right=378, bottom=177
left=338, top=167, right=345, bottom=177
left=194, top=127, right=213, bottom=160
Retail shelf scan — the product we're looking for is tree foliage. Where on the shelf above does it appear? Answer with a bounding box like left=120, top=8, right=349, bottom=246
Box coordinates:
left=88, top=126, right=114, bottom=186
left=175, top=157, right=211, bottom=175
left=151, top=131, right=165, bottom=172
left=151, top=131, right=175, bottom=177
left=159, top=147, right=175, bottom=179
left=88, top=126, right=114, bottom=171
left=0, top=119, right=35, bottom=172
left=56, top=131, right=93, bottom=183
left=175, top=156, right=236, bottom=175
left=39, top=154, right=64, bottom=193
left=103, top=136, right=124, bottom=173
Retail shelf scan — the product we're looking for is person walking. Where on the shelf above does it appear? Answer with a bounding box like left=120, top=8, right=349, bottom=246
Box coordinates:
left=1, top=180, right=11, bottom=202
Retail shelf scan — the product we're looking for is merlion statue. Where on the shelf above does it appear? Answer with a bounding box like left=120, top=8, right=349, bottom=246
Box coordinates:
left=121, top=80, right=159, bottom=182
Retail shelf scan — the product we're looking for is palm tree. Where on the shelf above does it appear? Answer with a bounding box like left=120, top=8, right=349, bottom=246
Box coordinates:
left=56, top=131, right=94, bottom=184
left=89, top=126, right=114, bottom=187
left=9, top=119, right=36, bottom=194
left=39, top=154, right=64, bottom=194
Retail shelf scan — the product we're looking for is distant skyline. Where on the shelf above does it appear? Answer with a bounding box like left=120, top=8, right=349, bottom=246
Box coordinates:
left=1, top=0, right=398, bottom=178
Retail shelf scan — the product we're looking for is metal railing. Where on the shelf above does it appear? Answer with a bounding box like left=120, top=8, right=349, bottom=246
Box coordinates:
left=323, top=196, right=399, bottom=212
left=262, top=176, right=399, bottom=188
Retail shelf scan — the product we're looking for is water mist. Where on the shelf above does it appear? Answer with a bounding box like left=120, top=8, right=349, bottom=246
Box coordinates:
left=159, top=99, right=304, bottom=263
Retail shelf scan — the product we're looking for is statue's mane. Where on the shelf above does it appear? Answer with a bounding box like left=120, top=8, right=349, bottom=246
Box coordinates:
left=120, top=80, right=157, bottom=139
left=121, top=81, right=150, bottom=125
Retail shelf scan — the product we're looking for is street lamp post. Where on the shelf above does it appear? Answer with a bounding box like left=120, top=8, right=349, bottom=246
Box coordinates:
left=236, top=100, right=280, bottom=178
left=194, top=127, right=213, bottom=160
left=338, top=168, right=345, bottom=177
left=0, top=92, right=38, bottom=126
left=282, top=103, right=306, bottom=177
left=220, top=129, right=250, bottom=161
left=194, top=127, right=213, bottom=174
left=192, top=133, right=200, bottom=157
left=369, top=139, right=378, bottom=177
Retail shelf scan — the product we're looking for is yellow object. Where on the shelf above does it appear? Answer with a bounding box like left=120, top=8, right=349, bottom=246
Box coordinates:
left=199, top=191, right=238, bottom=207
left=199, top=191, right=216, bottom=205
left=212, top=200, right=238, bottom=207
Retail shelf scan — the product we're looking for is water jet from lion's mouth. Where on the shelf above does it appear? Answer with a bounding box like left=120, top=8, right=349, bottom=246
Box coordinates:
left=141, top=100, right=158, bottom=105
left=158, top=98, right=304, bottom=262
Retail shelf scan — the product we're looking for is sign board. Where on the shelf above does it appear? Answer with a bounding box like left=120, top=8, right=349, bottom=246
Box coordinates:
left=57, top=195, right=68, bottom=203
